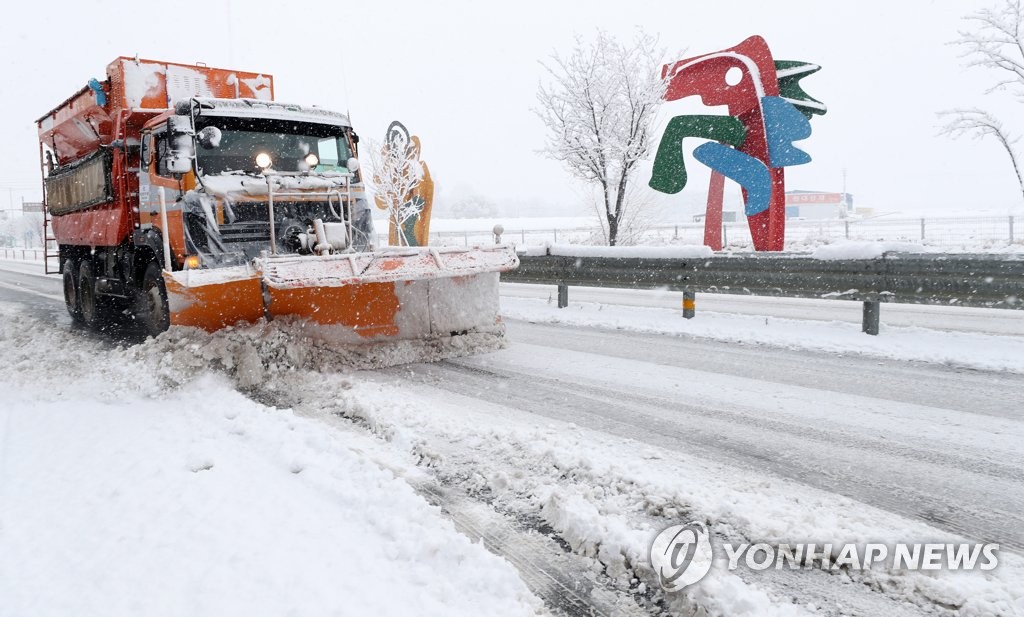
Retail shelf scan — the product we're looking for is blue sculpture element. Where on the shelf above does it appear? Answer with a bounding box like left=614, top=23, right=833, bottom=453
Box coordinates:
left=693, top=142, right=772, bottom=216
left=762, top=96, right=812, bottom=168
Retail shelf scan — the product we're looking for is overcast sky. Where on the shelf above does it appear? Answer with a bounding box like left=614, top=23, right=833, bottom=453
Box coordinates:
left=1, top=0, right=1021, bottom=220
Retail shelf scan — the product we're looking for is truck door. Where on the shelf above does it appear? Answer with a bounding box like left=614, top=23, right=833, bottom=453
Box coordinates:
left=139, top=128, right=189, bottom=267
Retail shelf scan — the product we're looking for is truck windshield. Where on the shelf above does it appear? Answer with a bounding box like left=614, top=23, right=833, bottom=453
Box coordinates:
left=194, top=117, right=352, bottom=176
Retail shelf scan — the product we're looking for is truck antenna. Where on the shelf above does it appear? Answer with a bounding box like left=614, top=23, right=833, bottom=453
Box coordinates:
left=339, top=47, right=353, bottom=122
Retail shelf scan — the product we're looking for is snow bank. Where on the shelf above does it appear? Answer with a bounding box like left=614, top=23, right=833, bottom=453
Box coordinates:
left=517, top=243, right=714, bottom=259
left=0, top=305, right=541, bottom=617
left=810, top=241, right=936, bottom=260
left=500, top=297, right=1024, bottom=374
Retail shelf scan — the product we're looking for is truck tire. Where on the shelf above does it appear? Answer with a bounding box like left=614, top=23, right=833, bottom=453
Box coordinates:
left=78, top=260, right=108, bottom=329
left=138, top=262, right=170, bottom=337
left=63, top=259, right=83, bottom=323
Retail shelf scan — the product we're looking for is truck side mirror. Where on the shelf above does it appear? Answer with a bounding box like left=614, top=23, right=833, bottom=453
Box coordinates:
left=141, top=133, right=151, bottom=167
left=165, top=116, right=195, bottom=175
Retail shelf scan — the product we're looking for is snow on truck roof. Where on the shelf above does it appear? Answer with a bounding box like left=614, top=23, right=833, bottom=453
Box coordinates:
left=191, top=97, right=351, bottom=128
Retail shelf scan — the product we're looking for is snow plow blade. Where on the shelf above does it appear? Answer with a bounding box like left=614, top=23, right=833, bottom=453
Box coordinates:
left=162, top=245, right=519, bottom=340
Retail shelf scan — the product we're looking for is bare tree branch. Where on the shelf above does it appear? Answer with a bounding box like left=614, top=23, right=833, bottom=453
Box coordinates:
left=939, top=108, right=1024, bottom=197
left=943, top=1, right=1024, bottom=203
left=954, top=0, right=1024, bottom=95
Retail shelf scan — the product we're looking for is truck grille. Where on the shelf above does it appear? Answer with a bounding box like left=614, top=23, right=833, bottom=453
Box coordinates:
left=219, top=221, right=272, bottom=244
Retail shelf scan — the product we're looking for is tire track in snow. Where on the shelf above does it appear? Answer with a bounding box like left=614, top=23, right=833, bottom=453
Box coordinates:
left=415, top=481, right=662, bottom=617
left=247, top=382, right=669, bottom=617
left=410, top=357, right=1024, bottom=553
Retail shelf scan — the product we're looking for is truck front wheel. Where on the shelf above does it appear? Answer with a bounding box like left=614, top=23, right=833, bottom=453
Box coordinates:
left=139, top=262, right=170, bottom=337
left=63, top=259, right=83, bottom=323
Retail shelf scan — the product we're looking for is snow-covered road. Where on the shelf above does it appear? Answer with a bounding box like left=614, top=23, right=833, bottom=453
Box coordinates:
left=391, top=320, right=1024, bottom=551
left=1, top=259, right=1022, bottom=616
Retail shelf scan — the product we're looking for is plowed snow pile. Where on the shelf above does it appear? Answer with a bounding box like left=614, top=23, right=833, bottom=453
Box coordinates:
left=127, top=317, right=506, bottom=389
left=0, top=304, right=541, bottom=617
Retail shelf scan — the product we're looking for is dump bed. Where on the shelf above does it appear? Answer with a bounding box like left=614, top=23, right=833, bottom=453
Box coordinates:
left=38, top=57, right=275, bottom=164
left=38, top=57, right=275, bottom=247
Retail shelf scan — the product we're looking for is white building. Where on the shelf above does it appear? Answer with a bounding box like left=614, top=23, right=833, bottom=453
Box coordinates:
left=785, top=190, right=853, bottom=219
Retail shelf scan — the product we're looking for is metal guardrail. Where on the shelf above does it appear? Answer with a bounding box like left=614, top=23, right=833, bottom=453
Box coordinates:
left=504, top=250, right=1024, bottom=335
left=0, top=248, right=44, bottom=261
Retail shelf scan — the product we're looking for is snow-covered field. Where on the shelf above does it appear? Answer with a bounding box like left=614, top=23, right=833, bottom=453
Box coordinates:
left=381, top=215, right=1024, bottom=253
left=1, top=258, right=1023, bottom=616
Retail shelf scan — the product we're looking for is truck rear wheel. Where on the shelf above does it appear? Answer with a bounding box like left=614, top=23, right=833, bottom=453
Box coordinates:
left=63, top=259, right=82, bottom=323
left=138, top=262, right=170, bottom=337
left=78, top=261, right=108, bottom=329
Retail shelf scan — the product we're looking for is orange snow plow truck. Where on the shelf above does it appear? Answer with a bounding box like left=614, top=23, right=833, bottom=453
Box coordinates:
left=38, top=57, right=517, bottom=340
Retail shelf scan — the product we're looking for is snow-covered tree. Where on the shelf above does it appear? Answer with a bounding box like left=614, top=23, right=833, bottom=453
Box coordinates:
left=449, top=193, right=499, bottom=219
left=0, top=212, right=43, bottom=247
left=536, top=30, right=667, bottom=246
left=368, top=125, right=426, bottom=246
left=941, top=0, right=1024, bottom=201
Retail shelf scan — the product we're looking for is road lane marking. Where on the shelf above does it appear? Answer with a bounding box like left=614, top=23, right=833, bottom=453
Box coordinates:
left=0, top=280, right=62, bottom=301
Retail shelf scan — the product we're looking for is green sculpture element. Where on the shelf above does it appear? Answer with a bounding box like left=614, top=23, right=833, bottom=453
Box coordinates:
left=774, top=61, right=827, bottom=120
left=399, top=196, right=426, bottom=246
left=649, top=115, right=747, bottom=195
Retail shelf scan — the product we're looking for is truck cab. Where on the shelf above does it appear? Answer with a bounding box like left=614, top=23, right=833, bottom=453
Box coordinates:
left=138, top=98, right=374, bottom=271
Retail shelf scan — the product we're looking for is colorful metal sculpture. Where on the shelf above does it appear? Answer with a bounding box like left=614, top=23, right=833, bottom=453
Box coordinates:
left=374, top=121, right=435, bottom=247
left=650, top=36, right=825, bottom=251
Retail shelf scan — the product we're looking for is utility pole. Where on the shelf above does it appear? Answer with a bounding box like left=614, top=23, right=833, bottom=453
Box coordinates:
left=841, top=168, right=849, bottom=213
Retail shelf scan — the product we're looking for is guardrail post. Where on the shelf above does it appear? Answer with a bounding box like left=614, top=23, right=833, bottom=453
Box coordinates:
left=674, top=225, right=679, bottom=240
left=844, top=220, right=850, bottom=239
left=920, top=218, right=926, bottom=240
left=862, top=300, right=880, bottom=335
left=521, top=229, right=526, bottom=244
left=722, top=225, right=728, bottom=247
left=557, top=284, right=569, bottom=308
left=1011, top=215, right=1015, bottom=243
left=682, top=289, right=695, bottom=319
left=553, top=228, right=558, bottom=243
